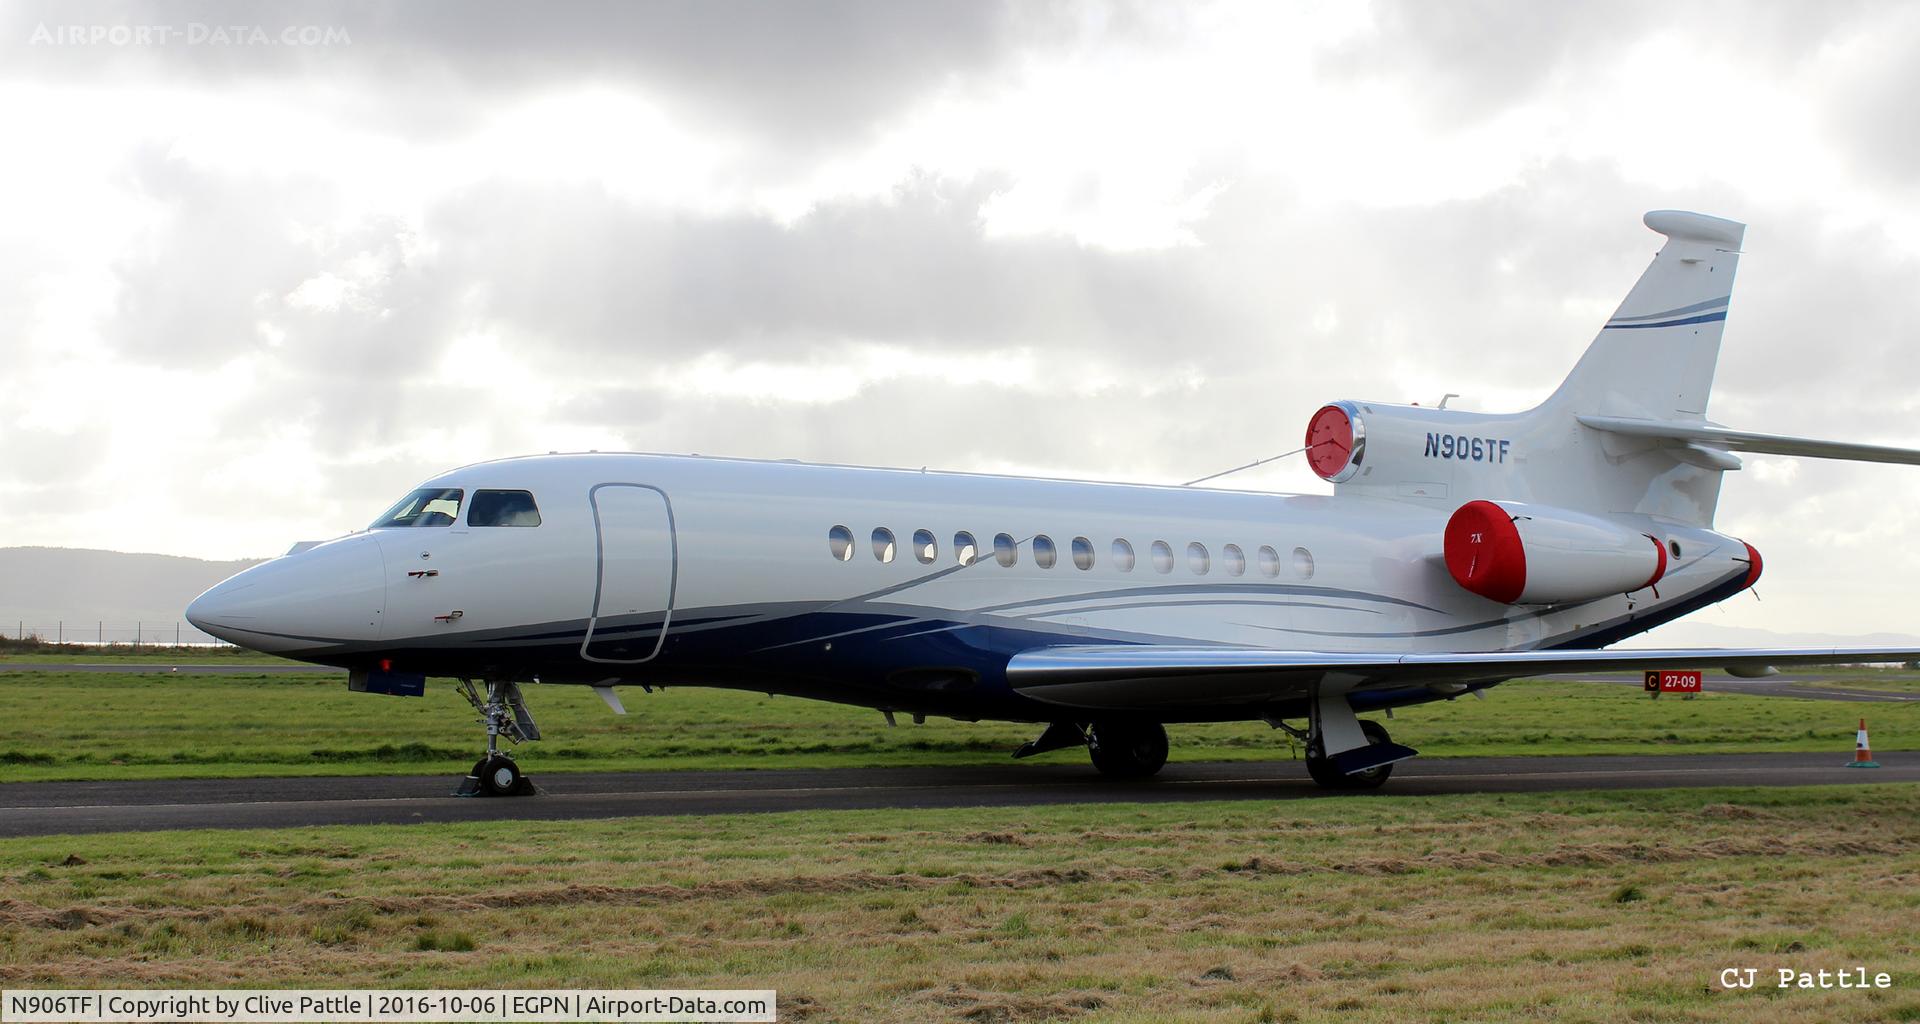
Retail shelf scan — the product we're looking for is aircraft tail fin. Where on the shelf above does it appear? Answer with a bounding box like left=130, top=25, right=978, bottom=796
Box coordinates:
left=1318, top=211, right=1919, bottom=528
left=1544, top=210, right=1745, bottom=421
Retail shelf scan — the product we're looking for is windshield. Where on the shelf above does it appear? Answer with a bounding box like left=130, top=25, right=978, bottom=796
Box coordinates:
left=370, top=487, right=463, bottom=528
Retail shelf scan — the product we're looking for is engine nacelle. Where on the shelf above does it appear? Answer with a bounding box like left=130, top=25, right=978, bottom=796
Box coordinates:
left=1443, top=499, right=1666, bottom=605
left=1302, top=399, right=1523, bottom=504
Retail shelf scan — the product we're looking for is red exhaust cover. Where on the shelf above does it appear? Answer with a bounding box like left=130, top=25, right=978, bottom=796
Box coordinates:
left=1444, top=500, right=1526, bottom=603
left=1641, top=535, right=1667, bottom=592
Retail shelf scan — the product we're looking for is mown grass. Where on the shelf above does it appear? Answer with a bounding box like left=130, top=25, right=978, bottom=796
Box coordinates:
left=0, top=785, right=1914, bottom=1022
left=3, top=669, right=1914, bottom=783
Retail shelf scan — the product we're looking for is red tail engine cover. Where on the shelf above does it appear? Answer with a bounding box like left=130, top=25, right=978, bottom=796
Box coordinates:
left=1444, top=499, right=1666, bottom=605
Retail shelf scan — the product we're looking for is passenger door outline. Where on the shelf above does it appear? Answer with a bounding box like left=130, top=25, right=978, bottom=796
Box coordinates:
left=581, top=482, right=678, bottom=664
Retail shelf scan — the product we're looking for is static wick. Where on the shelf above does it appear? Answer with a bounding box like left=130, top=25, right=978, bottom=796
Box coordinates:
left=1182, top=444, right=1315, bottom=487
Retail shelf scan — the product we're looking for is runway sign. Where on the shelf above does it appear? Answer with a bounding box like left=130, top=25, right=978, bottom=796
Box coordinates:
left=1644, top=669, right=1704, bottom=695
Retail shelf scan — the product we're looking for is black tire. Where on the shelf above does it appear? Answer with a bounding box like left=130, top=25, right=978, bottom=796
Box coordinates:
left=1305, top=719, right=1393, bottom=791
left=1088, top=720, right=1169, bottom=779
left=479, top=754, right=524, bottom=796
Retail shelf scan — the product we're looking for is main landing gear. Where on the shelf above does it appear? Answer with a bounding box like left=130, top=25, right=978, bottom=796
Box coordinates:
left=454, top=678, right=541, bottom=797
left=1280, top=689, right=1419, bottom=791
left=1305, top=719, right=1395, bottom=790
left=1014, top=719, right=1170, bottom=779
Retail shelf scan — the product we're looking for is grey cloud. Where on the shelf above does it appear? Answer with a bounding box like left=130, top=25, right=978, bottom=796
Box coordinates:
left=1815, top=9, right=1920, bottom=184
left=76, top=130, right=1920, bottom=537
left=429, top=176, right=1236, bottom=364
left=107, top=147, right=467, bottom=383
left=4, top=0, right=1028, bottom=148
left=1327, top=0, right=1888, bottom=126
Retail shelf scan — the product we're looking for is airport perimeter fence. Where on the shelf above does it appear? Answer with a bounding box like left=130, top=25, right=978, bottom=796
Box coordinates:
left=8, top=620, right=232, bottom=647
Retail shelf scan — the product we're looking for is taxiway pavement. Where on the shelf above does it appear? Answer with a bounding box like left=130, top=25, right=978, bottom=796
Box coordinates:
left=1, top=752, right=1909, bottom=837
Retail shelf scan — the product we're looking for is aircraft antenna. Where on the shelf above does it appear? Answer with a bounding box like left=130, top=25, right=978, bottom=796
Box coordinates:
left=1182, top=444, right=1312, bottom=487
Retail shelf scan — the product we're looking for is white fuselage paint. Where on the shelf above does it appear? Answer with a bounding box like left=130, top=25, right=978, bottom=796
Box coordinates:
left=186, top=450, right=1754, bottom=722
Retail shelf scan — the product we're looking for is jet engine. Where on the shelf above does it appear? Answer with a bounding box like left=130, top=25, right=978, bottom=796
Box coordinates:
left=1443, top=499, right=1666, bottom=605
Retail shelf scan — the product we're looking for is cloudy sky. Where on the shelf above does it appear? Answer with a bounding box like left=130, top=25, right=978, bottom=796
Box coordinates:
left=3, top=0, right=1918, bottom=640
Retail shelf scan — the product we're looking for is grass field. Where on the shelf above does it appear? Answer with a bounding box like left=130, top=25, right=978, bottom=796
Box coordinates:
left=2, top=667, right=1913, bottom=783
left=1, top=785, right=1914, bottom=1022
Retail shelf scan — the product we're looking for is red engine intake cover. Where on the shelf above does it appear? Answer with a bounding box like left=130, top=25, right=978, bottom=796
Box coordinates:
left=1305, top=404, right=1356, bottom=481
left=1444, top=500, right=1526, bottom=603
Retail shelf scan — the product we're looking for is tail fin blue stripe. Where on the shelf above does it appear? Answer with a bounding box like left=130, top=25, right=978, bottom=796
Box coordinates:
left=1603, top=311, right=1728, bottom=331
left=1607, top=295, right=1732, bottom=324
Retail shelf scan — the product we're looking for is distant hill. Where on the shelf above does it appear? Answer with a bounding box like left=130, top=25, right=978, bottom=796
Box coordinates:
left=1629, top=619, right=1920, bottom=651
left=0, top=547, right=265, bottom=644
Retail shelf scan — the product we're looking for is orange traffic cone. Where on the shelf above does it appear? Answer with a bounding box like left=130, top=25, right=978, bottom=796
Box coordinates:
left=1846, top=718, right=1880, bottom=768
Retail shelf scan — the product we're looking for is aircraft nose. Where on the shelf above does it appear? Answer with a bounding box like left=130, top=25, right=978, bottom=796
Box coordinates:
left=186, top=536, right=386, bottom=653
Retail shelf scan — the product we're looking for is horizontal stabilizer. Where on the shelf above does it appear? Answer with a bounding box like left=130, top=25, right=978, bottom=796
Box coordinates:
left=1578, top=415, right=1920, bottom=466
left=1007, top=645, right=1920, bottom=710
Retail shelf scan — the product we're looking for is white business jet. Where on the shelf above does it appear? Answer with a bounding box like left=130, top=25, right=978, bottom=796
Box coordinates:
left=189, top=211, right=1920, bottom=796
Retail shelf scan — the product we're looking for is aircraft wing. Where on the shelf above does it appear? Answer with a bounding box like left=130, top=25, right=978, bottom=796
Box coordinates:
left=1006, top=645, right=1920, bottom=710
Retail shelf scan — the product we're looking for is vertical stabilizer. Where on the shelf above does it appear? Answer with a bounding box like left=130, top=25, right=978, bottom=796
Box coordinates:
left=1547, top=210, right=1745, bottom=421
left=1323, top=211, right=1748, bottom=527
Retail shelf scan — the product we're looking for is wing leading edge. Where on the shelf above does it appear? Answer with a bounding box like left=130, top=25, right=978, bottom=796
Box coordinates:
left=1006, top=645, right=1920, bottom=710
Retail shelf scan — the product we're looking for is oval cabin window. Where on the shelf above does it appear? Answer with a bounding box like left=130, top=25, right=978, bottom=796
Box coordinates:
left=1292, top=546, right=1315, bottom=579
left=1071, top=536, right=1095, bottom=570
left=1257, top=545, right=1280, bottom=577
left=994, top=533, right=1018, bottom=567
left=1223, top=543, right=1245, bottom=577
left=1187, top=542, right=1210, bottom=575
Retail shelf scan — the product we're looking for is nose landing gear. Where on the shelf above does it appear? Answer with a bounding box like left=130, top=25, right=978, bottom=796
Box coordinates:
left=453, top=677, right=540, bottom=797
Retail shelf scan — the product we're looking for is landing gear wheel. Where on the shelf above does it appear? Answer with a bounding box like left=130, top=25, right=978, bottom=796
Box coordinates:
left=478, top=754, right=525, bottom=796
left=1087, top=720, right=1169, bottom=779
left=1305, top=718, right=1394, bottom=791
left=457, top=753, right=535, bottom=797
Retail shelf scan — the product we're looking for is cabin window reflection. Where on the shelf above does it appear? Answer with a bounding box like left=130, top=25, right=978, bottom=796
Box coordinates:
left=873, top=528, right=897, bottom=563
left=1034, top=535, right=1057, bottom=569
left=371, top=488, right=464, bottom=529
left=828, top=525, right=854, bottom=562
left=1292, top=546, right=1315, bottom=579
left=1257, top=545, right=1280, bottom=577
left=1071, top=536, right=1095, bottom=570
left=1188, top=542, right=1210, bottom=575
left=994, top=533, right=1019, bottom=567
left=1223, top=543, right=1245, bottom=577
left=1111, top=539, right=1135, bottom=572
left=468, top=489, right=541, bottom=527
left=913, top=529, right=937, bottom=564
left=1150, top=540, right=1174, bottom=574
left=954, top=531, right=979, bottom=566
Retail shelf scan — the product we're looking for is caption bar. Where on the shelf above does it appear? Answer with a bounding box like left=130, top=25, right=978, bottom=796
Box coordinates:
left=1, top=990, right=777, bottom=1023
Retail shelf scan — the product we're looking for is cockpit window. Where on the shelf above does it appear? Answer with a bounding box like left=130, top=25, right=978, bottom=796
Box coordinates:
left=468, top=489, right=542, bottom=527
left=370, top=488, right=463, bottom=528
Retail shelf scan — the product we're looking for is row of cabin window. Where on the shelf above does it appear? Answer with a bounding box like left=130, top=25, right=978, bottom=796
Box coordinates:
left=826, top=525, right=1316, bottom=579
